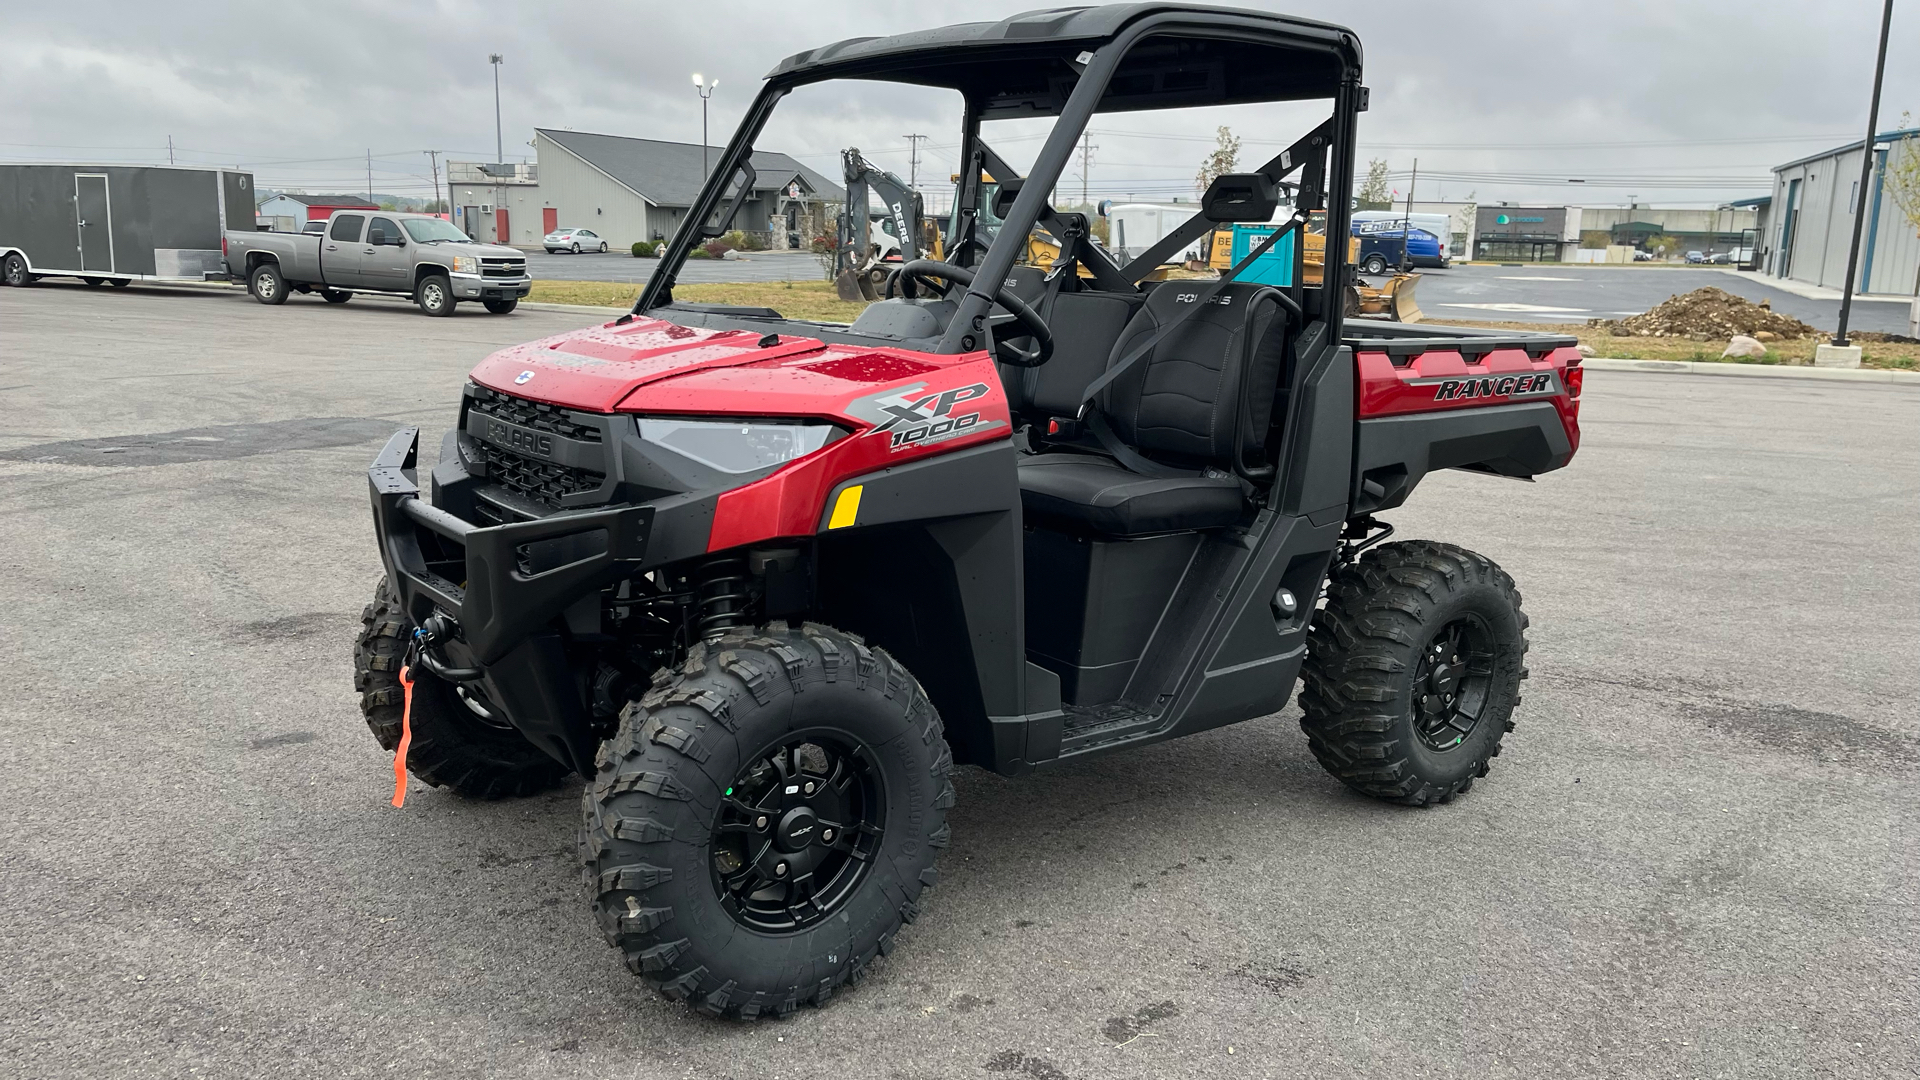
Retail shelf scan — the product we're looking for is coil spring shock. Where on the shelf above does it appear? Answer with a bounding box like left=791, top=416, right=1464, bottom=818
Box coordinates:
left=694, top=553, right=751, bottom=639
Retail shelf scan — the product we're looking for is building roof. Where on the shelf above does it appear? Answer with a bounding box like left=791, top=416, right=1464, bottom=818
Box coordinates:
left=262, top=193, right=381, bottom=208
left=535, top=129, right=843, bottom=208
left=1772, top=127, right=1920, bottom=173
left=1723, top=196, right=1771, bottom=208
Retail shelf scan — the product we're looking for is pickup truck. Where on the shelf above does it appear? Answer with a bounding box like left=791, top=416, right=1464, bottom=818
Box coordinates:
left=224, top=210, right=530, bottom=316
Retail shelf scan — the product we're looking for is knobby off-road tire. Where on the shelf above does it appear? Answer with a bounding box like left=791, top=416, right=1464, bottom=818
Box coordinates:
left=1299, top=541, right=1529, bottom=806
left=581, top=622, right=953, bottom=1019
left=248, top=263, right=288, bottom=305
left=353, top=577, right=570, bottom=798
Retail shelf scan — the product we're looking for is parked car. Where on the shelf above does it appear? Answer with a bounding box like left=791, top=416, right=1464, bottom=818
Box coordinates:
left=301, top=220, right=328, bottom=235
left=1684, top=250, right=1707, bottom=264
left=1353, top=223, right=1447, bottom=275
left=224, top=210, right=530, bottom=316
left=1705, top=251, right=1733, bottom=265
left=544, top=227, right=609, bottom=254
left=1633, top=249, right=1654, bottom=261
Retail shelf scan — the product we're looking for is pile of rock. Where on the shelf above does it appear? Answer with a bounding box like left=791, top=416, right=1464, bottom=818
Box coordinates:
left=1587, top=287, right=1817, bottom=341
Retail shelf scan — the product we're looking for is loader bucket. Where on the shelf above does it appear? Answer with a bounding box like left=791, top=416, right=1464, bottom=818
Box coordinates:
left=1385, top=273, right=1422, bottom=323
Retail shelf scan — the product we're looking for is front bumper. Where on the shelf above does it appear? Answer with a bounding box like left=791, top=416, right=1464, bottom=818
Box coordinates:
left=450, top=273, right=531, bottom=301
left=368, top=427, right=653, bottom=666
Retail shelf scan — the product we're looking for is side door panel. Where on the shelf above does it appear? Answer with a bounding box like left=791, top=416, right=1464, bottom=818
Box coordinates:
left=75, top=174, right=113, bottom=273
left=361, top=216, right=411, bottom=291
left=323, top=214, right=368, bottom=287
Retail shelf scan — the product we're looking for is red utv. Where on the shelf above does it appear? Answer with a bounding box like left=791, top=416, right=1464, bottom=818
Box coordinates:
left=356, top=3, right=1582, bottom=1019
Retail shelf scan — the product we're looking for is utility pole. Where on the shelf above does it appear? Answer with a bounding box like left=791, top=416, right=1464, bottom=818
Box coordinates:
left=490, top=54, right=505, bottom=242
left=424, top=150, right=443, bottom=215
left=366, top=149, right=373, bottom=204
left=1401, top=157, right=1418, bottom=271
left=692, top=75, right=719, bottom=180
left=903, top=133, right=927, bottom=193
left=1079, top=132, right=1096, bottom=208
left=167, top=136, right=174, bottom=165
left=1832, top=0, right=1895, bottom=351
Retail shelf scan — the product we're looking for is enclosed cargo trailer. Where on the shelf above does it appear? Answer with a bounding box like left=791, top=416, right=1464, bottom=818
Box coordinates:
left=0, top=164, right=255, bottom=287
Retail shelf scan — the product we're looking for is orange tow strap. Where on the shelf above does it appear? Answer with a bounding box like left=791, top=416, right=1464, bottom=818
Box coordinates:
left=391, top=664, right=415, bottom=808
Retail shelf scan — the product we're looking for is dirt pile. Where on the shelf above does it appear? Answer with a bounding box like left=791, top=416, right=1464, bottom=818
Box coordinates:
left=1588, top=287, right=1817, bottom=340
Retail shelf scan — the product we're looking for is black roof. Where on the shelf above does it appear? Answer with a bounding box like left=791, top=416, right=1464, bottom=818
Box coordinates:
left=768, top=4, right=1358, bottom=117
left=270, top=193, right=379, bottom=208
left=537, top=129, right=842, bottom=208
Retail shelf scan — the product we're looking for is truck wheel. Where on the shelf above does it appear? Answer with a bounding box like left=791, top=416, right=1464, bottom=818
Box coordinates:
left=321, top=289, right=351, bottom=304
left=1299, top=541, right=1529, bottom=807
left=353, top=577, right=570, bottom=798
left=2, top=253, right=28, bottom=286
left=415, top=274, right=455, bottom=317
left=248, top=263, right=288, bottom=305
left=1362, top=253, right=1388, bottom=276
left=582, top=623, right=953, bottom=1019
left=483, top=298, right=518, bottom=314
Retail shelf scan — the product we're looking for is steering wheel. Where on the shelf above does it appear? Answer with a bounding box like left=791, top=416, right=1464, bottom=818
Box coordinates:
left=886, top=259, right=1053, bottom=367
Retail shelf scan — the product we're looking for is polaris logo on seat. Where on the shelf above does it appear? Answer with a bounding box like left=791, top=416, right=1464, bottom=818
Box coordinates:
left=1431, top=372, right=1557, bottom=401
left=1175, top=292, right=1232, bottom=305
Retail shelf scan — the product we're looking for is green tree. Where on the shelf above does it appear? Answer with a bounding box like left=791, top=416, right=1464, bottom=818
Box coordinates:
left=1879, top=113, right=1920, bottom=295
left=1356, top=158, right=1393, bottom=210
left=1194, top=126, right=1242, bottom=194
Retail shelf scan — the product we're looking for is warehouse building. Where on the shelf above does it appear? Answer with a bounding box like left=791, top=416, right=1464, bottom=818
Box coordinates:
left=1765, top=128, right=1918, bottom=294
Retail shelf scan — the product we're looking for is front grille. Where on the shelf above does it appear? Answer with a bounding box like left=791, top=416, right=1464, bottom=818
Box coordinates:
left=467, top=385, right=608, bottom=508
left=481, top=258, right=526, bottom=279
left=478, top=442, right=605, bottom=508
left=469, top=385, right=603, bottom=442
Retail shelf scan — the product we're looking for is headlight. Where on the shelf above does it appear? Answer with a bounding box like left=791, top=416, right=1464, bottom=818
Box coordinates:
left=638, top=418, right=834, bottom=474
left=452, top=256, right=480, bottom=275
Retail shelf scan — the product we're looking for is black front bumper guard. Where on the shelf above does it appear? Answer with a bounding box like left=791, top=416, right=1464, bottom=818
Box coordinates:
left=368, top=427, right=654, bottom=667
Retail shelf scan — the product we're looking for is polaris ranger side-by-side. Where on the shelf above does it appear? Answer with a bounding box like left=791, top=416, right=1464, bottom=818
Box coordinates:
left=356, top=4, right=1582, bottom=1019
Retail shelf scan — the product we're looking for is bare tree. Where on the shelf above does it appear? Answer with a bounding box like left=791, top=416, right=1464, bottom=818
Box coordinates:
left=1879, top=114, right=1920, bottom=297
left=1195, top=126, right=1242, bottom=194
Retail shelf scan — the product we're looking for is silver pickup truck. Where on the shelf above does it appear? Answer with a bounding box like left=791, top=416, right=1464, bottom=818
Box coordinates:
left=224, top=210, right=530, bottom=316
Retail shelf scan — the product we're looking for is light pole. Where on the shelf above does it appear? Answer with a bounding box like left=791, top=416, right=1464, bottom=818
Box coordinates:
left=1832, top=0, right=1895, bottom=350
left=490, top=53, right=504, bottom=243
left=693, top=74, right=718, bottom=180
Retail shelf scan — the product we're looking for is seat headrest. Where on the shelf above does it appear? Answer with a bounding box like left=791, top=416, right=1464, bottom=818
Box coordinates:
left=1201, top=173, right=1280, bottom=223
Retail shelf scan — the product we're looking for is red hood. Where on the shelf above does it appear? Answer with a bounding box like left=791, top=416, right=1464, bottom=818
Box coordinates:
left=469, top=318, right=835, bottom=413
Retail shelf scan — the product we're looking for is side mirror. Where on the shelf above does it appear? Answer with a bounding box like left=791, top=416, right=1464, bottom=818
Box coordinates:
left=367, top=229, right=385, bottom=245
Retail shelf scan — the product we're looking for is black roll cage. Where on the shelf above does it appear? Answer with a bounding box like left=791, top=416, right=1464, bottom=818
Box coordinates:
left=635, top=7, right=1362, bottom=350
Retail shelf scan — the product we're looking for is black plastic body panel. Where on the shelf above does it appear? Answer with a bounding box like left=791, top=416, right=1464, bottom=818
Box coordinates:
left=1352, top=400, right=1573, bottom=513
left=1024, top=527, right=1201, bottom=705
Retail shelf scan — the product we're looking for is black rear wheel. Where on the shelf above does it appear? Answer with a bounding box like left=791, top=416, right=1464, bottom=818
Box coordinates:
left=582, top=623, right=952, bottom=1019
left=107, top=277, right=130, bottom=288
left=1362, top=253, right=1388, bottom=276
left=248, top=263, right=288, bottom=305
left=82, top=276, right=106, bottom=287
left=483, top=298, right=518, bottom=314
left=1299, top=540, right=1529, bottom=806
left=322, top=289, right=351, bottom=304
left=353, top=578, right=570, bottom=798
left=1, top=253, right=27, bottom=286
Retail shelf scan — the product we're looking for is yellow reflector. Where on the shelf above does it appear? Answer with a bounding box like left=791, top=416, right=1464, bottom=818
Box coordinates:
left=827, top=485, right=863, bottom=529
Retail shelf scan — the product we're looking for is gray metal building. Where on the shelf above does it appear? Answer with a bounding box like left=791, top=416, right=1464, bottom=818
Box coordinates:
left=0, top=164, right=254, bottom=283
left=1767, top=128, right=1919, bottom=295
left=531, top=129, right=842, bottom=249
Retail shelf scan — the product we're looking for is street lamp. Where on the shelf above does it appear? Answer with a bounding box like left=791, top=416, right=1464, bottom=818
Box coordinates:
left=490, top=53, right=504, bottom=243
left=692, top=74, right=718, bottom=180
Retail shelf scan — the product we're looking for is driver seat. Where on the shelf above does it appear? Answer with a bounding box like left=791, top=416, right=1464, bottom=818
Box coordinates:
left=1017, top=281, right=1289, bottom=537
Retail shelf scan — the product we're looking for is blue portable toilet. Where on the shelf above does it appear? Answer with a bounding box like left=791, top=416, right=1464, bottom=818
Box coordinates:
left=1226, top=223, right=1297, bottom=287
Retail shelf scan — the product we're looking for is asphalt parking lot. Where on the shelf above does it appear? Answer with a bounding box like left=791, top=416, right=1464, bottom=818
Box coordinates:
left=1380, top=264, right=1914, bottom=334
left=2, top=281, right=1915, bottom=1079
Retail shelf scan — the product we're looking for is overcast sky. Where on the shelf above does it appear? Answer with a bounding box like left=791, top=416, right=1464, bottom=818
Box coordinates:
left=3, top=1, right=1912, bottom=209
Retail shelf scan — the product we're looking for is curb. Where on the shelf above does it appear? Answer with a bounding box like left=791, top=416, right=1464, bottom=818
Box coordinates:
left=1584, top=357, right=1920, bottom=384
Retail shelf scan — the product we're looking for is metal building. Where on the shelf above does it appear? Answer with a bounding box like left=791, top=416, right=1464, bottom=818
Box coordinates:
left=1767, top=128, right=1919, bottom=295
left=0, top=163, right=254, bottom=285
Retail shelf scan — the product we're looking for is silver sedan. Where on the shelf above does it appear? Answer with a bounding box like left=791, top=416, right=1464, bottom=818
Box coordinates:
left=543, top=227, right=608, bottom=254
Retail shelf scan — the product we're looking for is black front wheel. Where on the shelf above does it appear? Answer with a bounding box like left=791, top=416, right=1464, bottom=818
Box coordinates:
left=1, top=253, right=27, bottom=286
left=352, top=578, right=570, bottom=798
left=107, top=277, right=131, bottom=288
left=1362, top=254, right=1389, bottom=276
left=1299, top=541, right=1529, bottom=806
left=483, top=298, right=518, bottom=314
left=82, top=276, right=106, bottom=287
left=582, top=623, right=952, bottom=1019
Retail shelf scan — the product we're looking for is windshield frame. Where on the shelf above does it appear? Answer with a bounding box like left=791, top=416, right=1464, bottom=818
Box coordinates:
left=402, top=217, right=469, bottom=243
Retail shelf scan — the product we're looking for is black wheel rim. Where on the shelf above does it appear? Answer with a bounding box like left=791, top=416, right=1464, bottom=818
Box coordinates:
left=710, top=732, right=884, bottom=933
left=1412, top=614, right=1496, bottom=752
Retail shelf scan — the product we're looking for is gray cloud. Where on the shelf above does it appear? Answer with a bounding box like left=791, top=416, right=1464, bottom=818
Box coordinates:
left=2, top=1, right=1911, bottom=207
